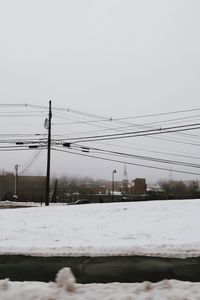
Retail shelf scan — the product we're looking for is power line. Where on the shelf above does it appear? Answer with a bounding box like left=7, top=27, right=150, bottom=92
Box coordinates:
left=56, top=107, right=200, bottom=147
left=20, top=149, right=44, bottom=175
left=52, top=147, right=200, bottom=176
left=54, top=122, right=200, bottom=143
left=2, top=103, right=200, bottom=146
left=50, top=105, right=200, bottom=119
left=2, top=103, right=200, bottom=178
left=60, top=143, right=200, bottom=170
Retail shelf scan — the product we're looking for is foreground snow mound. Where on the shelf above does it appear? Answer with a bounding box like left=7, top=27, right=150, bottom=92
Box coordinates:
left=56, top=267, right=76, bottom=292
left=1, top=268, right=200, bottom=299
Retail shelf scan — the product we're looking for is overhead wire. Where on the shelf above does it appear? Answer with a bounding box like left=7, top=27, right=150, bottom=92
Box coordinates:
left=2, top=103, right=200, bottom=177
left=50, top=105, right=200, bottom=119
left=58, top=143, right=200, bottom=169
left=52, top=147, right=200, bottom=176
left=50, top=106, right=200, bottom=148
left=19, top=149, right=44, bottom=175
left=52, top=122, right=200, bottom=143
left=2, top=103, right=200, bottom=146
left=93, top=141, right=200, bottom=161
left=51, top=108, right=200, bottom=175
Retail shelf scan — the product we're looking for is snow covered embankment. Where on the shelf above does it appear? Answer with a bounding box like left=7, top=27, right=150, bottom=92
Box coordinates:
left=1, top=268, right=200, bottom=300
left=0, top=200, right=200, bottom=258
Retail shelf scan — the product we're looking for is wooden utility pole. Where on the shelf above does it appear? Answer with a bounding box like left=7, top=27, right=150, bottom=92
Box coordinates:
left=45, top=100, right=52, bottom=206
left=14, top=164, right=19, bottom=197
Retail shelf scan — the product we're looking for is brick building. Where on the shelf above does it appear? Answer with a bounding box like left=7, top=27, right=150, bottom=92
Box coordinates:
left=131, top=178, right=147, bottom=194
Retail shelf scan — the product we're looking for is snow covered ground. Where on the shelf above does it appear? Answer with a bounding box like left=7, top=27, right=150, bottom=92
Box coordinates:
left=1, top=268, right=200, bottom=300
left=1, top=199, right=200, bottom=299
left=0, top=199, right=200, bottom=258
left=0, top=200, right=39, bottom=209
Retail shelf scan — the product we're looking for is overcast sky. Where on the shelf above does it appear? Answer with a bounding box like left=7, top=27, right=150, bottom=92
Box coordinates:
left=0, top=0, right=200, bottom=183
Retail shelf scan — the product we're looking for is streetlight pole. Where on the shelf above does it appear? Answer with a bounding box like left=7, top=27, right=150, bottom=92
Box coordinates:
left=112, top=169, right=116, bottom=202
left=45, top=100, right=52, bottom=206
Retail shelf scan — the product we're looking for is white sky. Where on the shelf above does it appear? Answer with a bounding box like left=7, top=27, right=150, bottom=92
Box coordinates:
left=0, top=1, right=200, bottom=182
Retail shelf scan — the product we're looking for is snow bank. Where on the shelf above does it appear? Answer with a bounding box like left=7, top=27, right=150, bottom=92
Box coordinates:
left=56, top=268, right=76, bottom=292
left=0, top=201, right=39, bottom=209
left=0, top=199, right=200, bottom=258
left=1, top=268, right=200, bottom=300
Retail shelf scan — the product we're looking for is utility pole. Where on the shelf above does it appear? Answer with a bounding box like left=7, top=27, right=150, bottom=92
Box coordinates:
left=14, top=164, right=19, bottom=198
left=45, top=100, right=52, bottom=206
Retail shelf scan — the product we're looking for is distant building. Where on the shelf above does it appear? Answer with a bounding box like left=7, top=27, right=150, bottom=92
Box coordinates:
left=121, top=164, right=131, bottom=194
left=0, top=174, right=45, bottom=202
left=131, top=178, right=147, bottom=194
left=0, top=172, right=15, bottom=200
left=147, top=184, right=163, bottom=193
left=121, top=178, right=129, bottom=194
left=18, top=176, right=45, bottom=202
left=79, top=182, right=107, bottom=194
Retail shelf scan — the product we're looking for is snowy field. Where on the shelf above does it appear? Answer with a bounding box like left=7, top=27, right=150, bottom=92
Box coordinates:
left=1, top=199, right=200, bottom=299
left=0, top=199, right=200, bottom=258
left=1, top=268, right=200, bottom=300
